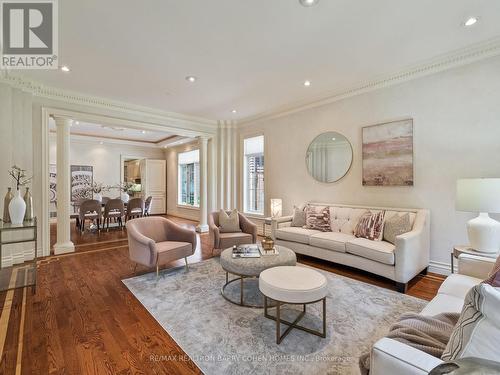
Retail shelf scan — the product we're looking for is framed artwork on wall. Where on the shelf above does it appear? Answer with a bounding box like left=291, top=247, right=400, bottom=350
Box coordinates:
left=49, top=164, right=57, bottom=203
left=362, top=119, right=414, bottom=186
left=70, top=165, right=93, bottom=202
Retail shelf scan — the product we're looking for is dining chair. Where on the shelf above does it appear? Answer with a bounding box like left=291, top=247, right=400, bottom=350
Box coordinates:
left=103, top=198, right=125, bottom=231
left=101, top=196, right=110, bottom=205
left=78, top=199, right=102, bottom=233
left=71, top=198, right=85, bottom=230
left=144, top=196, right=153, bottom=216
left=126, top=198, right=144, bottom=222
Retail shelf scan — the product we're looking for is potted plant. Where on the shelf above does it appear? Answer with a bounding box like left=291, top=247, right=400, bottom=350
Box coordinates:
left=91, top=182, right=110, bottom=202
left=115, top=182, right=134, bottom=203
left=8, top=166, right=32, bottom=225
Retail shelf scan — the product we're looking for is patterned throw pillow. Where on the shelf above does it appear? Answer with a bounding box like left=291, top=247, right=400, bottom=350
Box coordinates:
left=483, top=254, right=500, bottom=287
left=383, top=213, right=411, bottom=244
left=291, top=206, right=306, bottom=227
left=304, top=205, right=331, bottom=232
left=354, top=211, right=385, bottom=241
left=442, top=284, right=500, bottom=361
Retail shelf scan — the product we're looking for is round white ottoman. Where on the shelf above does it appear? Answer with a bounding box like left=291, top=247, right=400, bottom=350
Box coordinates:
left=259, top=266, right=328, bottom=344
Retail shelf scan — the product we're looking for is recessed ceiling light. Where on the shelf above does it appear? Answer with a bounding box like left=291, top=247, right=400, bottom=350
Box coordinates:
left=99, top=141, right=104, bottom=145
left=331, top=137, right=336, bottom=141
left=464, top=17, right=478, bottom=27
left=141, top=130, right=146, bottom=134
left=185, top=76, right=197, bottom=83
left=299, top=0, right=319, bottom=7
left=231, top=109, right=237, bottom=114
left=60, top=65, right=70, bottom=72
left=304, top=80, right=311, bottom=87
left=75, top=121, right=79, bottom=125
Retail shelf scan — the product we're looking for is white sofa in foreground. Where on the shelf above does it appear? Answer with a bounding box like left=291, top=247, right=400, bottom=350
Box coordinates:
left=371, top=254, right=496, bottom=374
left=271, top=203, right=430, bottom=292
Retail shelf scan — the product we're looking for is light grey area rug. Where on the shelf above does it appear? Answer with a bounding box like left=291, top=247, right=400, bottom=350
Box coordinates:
left=122, top=259, right=426, bottom=375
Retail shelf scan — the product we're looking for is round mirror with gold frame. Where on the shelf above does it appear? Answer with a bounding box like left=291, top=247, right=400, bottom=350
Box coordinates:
left=305, top=132, right=353, bottom=183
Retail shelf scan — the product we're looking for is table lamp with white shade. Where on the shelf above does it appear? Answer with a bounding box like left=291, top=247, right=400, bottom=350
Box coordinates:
left=270, top=199, right=282, bottom=218
left=456, top=178, right=500, bottom=253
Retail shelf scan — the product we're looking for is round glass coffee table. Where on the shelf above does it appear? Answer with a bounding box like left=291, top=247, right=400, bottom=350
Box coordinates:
left=220, top=245, right=296, bottom=308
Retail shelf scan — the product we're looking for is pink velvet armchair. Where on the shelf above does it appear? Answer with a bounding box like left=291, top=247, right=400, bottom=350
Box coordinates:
left=209, top=211, right=258, bottom=254
left=126, top=217, right=197, bottom=276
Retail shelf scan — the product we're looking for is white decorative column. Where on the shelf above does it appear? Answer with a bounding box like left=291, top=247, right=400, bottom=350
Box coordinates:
left=53, top=117, right=75, bottom=254
left=197, top=136, right=209, bottom=233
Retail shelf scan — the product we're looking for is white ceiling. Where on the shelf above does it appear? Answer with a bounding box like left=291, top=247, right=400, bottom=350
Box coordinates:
left=17, top=0, right=500, bottom=121
left=48, top=118, right=175, bottom=143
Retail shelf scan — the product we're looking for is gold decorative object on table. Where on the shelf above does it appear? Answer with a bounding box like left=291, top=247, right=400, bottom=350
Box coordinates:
left=261, top=236, right=275, bottom=251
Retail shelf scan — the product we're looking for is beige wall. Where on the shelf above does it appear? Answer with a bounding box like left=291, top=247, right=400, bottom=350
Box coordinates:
left=49, top=135, right=165, bottom=192
left=48, top=135, right=165, bottom=214
left=238, top=56, right=500, bottom=273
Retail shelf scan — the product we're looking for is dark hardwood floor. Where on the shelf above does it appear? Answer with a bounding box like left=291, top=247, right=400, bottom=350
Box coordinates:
left=0, top=216, right=444, bottom=374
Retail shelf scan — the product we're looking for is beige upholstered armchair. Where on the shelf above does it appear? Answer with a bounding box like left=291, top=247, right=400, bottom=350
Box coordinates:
left=209, top=211, right=258, bottom=253
left=126, top=217, right=197, bottom=276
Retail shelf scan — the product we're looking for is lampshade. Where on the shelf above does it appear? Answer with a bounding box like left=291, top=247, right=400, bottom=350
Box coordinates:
left=456, top=178, right=500, bottom=213
left=270, top=199, right=282, bottom=217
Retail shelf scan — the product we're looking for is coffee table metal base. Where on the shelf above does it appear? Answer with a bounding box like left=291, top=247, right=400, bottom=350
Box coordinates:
left=221, top=271, right=271, bottom=308
left=264, top=296, right=326, bottom=344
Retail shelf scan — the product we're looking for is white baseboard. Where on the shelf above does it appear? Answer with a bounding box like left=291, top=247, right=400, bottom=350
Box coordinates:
left=429, top=260, right=455, bottom=276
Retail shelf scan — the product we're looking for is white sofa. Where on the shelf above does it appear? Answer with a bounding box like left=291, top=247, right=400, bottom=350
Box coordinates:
left=271, top=203, right=430, bottom=292
left=371, top=254, right=496, bottom=374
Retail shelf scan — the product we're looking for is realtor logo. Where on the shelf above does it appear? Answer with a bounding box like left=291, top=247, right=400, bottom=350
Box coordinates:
left=1, top=0, right=58, bottom=69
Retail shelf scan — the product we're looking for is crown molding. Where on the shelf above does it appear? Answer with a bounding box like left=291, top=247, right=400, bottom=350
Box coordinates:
left=238, top=36, right=500, bottom=126
left=48, top=131, right=164, bottom=148
left=0, top=72, right=218, bottom=132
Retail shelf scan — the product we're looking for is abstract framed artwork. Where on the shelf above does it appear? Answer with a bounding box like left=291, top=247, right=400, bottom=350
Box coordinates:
left=362, top=119, right=414, bottom=186
left=70, top=165, right=93, bottom=202
left=49, top=164, right=57, bottom=203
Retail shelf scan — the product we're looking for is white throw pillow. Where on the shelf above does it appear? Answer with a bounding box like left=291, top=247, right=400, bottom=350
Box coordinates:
left=442, top=284, right=500, bottom=362
left=219, top=209, right=241, bottom=233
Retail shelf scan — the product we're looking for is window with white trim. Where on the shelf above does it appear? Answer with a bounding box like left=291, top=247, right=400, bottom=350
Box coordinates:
left=178, top=149, right=200, bottom=207
left=243, top=135, right=264, bottom=215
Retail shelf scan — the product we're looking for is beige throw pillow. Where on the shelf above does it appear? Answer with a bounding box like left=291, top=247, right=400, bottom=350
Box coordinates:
left=219, top=209, right=241, bottom=233
left=291, top=206, right=306, bottom=227
left=383, top=213, right=411, bottom=244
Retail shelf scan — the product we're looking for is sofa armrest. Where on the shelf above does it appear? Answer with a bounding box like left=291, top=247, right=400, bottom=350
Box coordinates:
left=165, top=220, right=197, bottom=253
left=126, top=222, right=156, bottom=267
left=209, top=222, right=220, bottom=248
left=371, top=338, right=443, bottom=375
left=271, top=215, right=293, bottom=240
left=239, top=214, right=258, bottom=243
left=458, top=253, right=496, bottom=279
left=394, top=210, right=430, bottom=284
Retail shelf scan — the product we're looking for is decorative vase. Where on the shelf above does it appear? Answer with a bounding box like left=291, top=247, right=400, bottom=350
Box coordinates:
left=3, top=187, right=13, bottom=223
left=120, top=192, right=130, bottom=203
left=94, top=193, right=102, bottom=202
left=23, top=187, right=33, bottom=221
left=8, top=189, right=26, bottom=225
left=261, top=236, right=275, bottom=251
